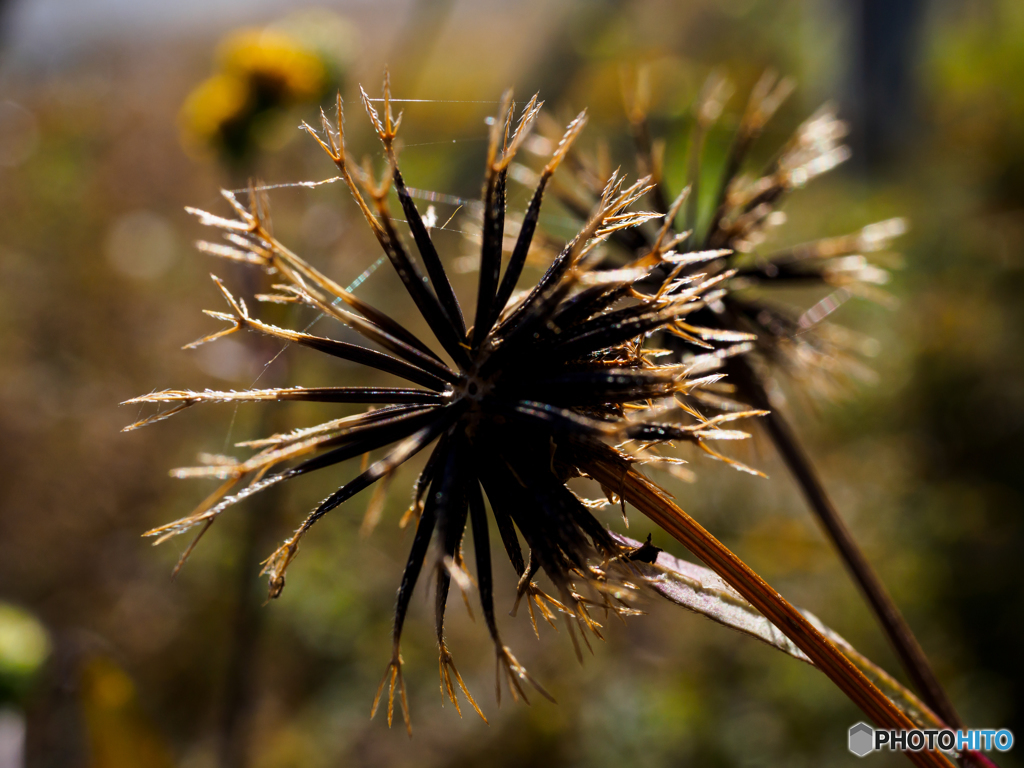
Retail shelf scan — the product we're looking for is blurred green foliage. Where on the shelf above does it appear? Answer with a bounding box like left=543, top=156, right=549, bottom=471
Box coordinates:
left=0, top=603, right=48, bottom=707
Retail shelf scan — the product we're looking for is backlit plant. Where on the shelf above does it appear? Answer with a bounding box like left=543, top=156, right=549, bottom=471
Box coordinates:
left=125, top=75, right=960, bottom=767
left=531, top=70, right=966, bottom=739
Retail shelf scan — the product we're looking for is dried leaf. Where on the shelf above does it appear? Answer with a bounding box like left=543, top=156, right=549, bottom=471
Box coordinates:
left=613, top=532, right=944, bottom=731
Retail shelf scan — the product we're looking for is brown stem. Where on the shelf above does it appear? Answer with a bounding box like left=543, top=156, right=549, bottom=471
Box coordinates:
left=726, top=357, right=964, bottom=732
left=583, top=453, right=955, bottom=768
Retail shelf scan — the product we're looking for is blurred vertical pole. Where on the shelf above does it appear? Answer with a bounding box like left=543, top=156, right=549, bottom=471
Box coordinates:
left=847, top=0, right=926, bottom=169
left=216, top=487, right=268, bottom=768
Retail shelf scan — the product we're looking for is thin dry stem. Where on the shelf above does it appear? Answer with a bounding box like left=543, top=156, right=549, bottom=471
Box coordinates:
left=583, top=456, right=954, bottom=768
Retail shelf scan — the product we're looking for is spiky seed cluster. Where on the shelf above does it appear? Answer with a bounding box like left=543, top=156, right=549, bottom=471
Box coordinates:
left=534, top=73, right=973, bottom=745
left=125, top=76, right=763, bottom=730
left=541, top=71, right=907, bottom=403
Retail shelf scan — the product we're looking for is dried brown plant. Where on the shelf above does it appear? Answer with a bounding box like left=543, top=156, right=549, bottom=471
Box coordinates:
left=527, top=68, right=968, bottom=742
left=124, top=75, right=956, bottom=766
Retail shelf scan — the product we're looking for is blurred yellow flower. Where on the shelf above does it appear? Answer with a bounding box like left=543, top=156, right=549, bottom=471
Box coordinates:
left=179, top=73, right=248, bottom=147
left=179, top=28, right=329, bottom=164
left=218, top=28, right=326, bottom=102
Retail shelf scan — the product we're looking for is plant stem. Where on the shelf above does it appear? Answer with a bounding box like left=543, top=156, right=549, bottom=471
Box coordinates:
left=583, top=453, right=955, bottom=768
left=726, top=357, right=964, bottom=732
left=217, top=503, right=265, bottom=768
left=216, top=243, right=281, bottom=768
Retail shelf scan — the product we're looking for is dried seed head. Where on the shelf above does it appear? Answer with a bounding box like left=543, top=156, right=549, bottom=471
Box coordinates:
left=128, top=74, right=764, bottom=728
left=542, top=70, right=906, bottom=405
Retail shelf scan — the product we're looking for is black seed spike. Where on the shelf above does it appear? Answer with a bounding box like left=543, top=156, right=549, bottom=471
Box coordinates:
left=549, top=282, right=632, bottom=330
left=375, top=205, right=471, bottom=368
left=489, top=455, right=578, bottom=600
left=467, top=480, right=502, bottom=645
left=290, top=387, right=444, bottom=405
left=479, top=279, right=577, bottom=378
left=434, top=468, right=470, bottom=644
left=531, top=464, right=618, bottom=561
left=547, top=305, right=682, bottom=360
left=392, top=430, right=462, bottom=650
left=244, top=323, right=452, bottom=391
left=490, top=173, right=549, bottom=325
left=513, top=370, right=677, bottom=406
left=391, top=163, right=467, bottom=336
left=501, top=400, right=617, bottom=439
left=270, top=416, right=457, bottom=565
left=475, top=457, right=526, bottom=578
left=411, top=431, right=449, bottom=518
left=288, top=406, right=454, bottom=479
left=301, top=291, right=459, bottom=381
left=473, top=167, right=508, bottom=347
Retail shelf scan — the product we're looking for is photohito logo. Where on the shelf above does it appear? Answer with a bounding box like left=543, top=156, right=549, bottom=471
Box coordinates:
left=848, top=723, right=1014, bottom=757
left=849, top=723, right=874, bottom=757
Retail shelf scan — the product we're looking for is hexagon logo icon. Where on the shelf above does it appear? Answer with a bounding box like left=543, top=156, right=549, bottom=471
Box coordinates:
left=849, top=722, right=875, bottom=757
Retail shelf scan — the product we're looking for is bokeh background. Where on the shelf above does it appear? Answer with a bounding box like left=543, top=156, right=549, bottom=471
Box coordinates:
left=0, top=0, right=1022, bottom=766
